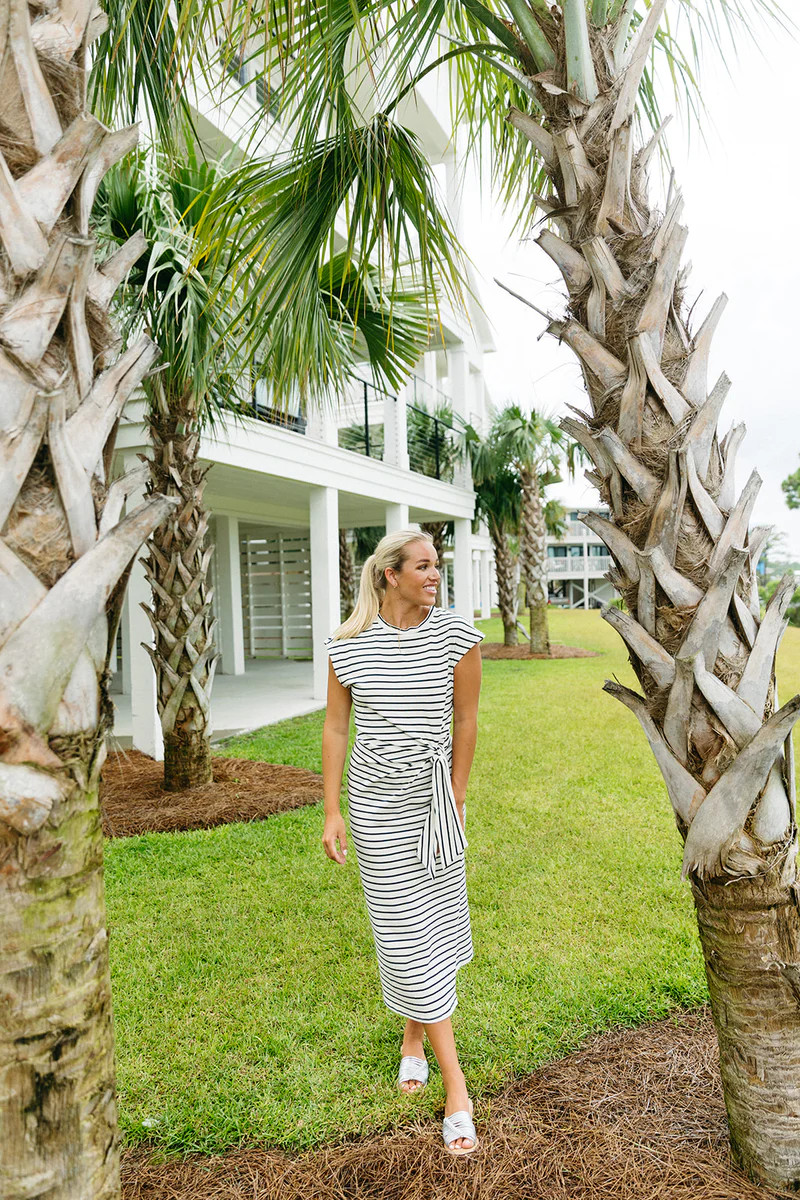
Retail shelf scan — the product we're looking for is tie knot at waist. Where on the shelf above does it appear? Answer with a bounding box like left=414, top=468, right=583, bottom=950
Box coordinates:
left=352, top=734, right=466, bottom=879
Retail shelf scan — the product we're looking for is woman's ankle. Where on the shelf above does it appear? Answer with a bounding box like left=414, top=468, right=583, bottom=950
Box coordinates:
left=442, top=1067, right=467, bottom=1095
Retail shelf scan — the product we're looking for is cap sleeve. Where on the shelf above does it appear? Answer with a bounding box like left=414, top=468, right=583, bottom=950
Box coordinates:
left=449, top=615, right=484, bottom=668
left=325, top=636, right=353, bottom=688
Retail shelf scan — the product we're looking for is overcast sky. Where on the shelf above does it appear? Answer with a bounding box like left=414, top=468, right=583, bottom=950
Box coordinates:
left=462, top=20, right=800, bottom=563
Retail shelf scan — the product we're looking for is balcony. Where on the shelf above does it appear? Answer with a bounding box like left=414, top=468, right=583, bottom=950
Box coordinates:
left=244, top=371, right=471, bottom=491
left=547, top=555, right=612, bottom=575
left=335, top=376, right=463, bottom=483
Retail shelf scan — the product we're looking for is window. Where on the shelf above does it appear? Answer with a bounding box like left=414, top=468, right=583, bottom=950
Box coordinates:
left=588, top=544, right=608, bottom=557
left=567, top=545, right=582, bottom=558
left=255, top=76, right=283, bottom=119
left=223, top=49, right=248, bottom=85
left=548, top=546, right=567, bottom=558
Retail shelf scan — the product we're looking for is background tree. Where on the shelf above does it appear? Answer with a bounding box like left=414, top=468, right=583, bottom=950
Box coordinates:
left=474, top=465, right=523, bottom=644
left=493, top=405, right=575, bottom=654
left=253, top=0, right=798, bottom=1184
left=339, top=530, right=357, bottom=616
left=758, top=534, right=800, bottom=628
left=782, top=458, right=800, bottom=510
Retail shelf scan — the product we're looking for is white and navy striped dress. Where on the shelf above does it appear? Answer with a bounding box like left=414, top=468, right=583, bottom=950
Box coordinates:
left=325, top=607, right=484, bottom=1023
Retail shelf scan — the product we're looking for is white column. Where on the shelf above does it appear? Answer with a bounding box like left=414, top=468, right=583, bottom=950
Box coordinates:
left=215, top=515, right=245, bottom=675
left=446, top=348, right=472, bottom=488
left=480, top=550, right=492, bottom=619
left=385, top=501, right=409, bottom=533
left=452, top=517, right=473, bottom=620
left=122, top=454, right=164, bottom=760
left=125, top=552, right=163, bottom=758
left=383, top=382, right=410, bottom=470
left=305, top=404, right=338, bottom=445
left=423, top=350, right=437, bottom=394
left=310, top=486, right=340, bottom=701
left=119, top=594, right=132, bottom=695
left=472, top=555, right=481, bottom=610
left=127, top=553, right=164, bottom=758
left=447, top=347, right=469, bottom=421
left=440, top=563, right=449, bottom=609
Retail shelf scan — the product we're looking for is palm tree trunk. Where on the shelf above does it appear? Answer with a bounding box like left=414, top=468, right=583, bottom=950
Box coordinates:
left=421, top=521, right=447, bottom=606
left=339, top=529, right=356, bottom=617
left=520, top=469, right=550, bottom=654
left=142, top=382, right=218, bottom=791
left=490, top=525, right=518, bottom=645
left=0, top=3, right=172, bottom=1193
left=516, top=6, right=800, bottom=1184
left=691, top=871, right=800, bottom=1184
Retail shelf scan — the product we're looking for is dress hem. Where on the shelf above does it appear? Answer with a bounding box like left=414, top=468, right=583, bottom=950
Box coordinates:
left=381, top=951, right=475, bottom=1024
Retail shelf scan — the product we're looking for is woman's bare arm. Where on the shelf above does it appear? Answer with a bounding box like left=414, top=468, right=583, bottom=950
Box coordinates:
left=451, top=644, right=482, bottom=825
left=322, top=660, right=352, bottom=864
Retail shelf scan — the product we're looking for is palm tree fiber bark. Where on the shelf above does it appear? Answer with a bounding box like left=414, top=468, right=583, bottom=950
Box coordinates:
left=503, top=8, right=800, bottom=1183
left=692, top=873, right=800, bottom=1187
left=142, top=391, right=218, bottom=791
left=522, top=473, right=549, bottom=654
left=421, top=522, right=447, bottom=606
left=2, top=757, right=118, bottom=1199
left=492, top=532, right=518, bottom=646
left=0, top=2, right=174, bottom=1193
left=339, top=530, right=356, bottom=618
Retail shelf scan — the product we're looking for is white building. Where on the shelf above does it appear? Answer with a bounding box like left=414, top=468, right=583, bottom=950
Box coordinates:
left=546, top=506, right=615, bottom=610
left=110, top=60, right=497, bottom=753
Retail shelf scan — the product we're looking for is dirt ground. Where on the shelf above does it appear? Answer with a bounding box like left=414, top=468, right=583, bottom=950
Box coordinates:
left=480, top=642, right=599, bottom=660
left=100, top=750, right=324, bottom=837
left=120, top=1007, right=792, bottom=1200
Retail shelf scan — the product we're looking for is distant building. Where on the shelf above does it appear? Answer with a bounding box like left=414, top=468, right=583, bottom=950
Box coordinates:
left=546, top=507, right=615, bottom=609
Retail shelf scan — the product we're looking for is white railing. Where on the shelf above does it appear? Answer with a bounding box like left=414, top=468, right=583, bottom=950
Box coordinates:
left=547, top=556, right=612, bottom=575
left=548, top=557, right=586, bottom=573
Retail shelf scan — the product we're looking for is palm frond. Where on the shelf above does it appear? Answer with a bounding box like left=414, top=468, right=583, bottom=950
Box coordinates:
left=88, top=0, right=223, bottom=150
left=203, top=117, right=465, bottom=403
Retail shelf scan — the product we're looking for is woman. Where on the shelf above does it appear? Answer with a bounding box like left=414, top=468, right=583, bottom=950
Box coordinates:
left=322, top=528, right=484, bottom=1156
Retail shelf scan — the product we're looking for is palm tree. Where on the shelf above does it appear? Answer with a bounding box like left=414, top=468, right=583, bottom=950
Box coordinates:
left=474, top=466, right=523, bottom=644
left=493, top=405, right=574, bottom=654
left=0, top=2, right=179, bottom=1193
left=248, top=0, right=798, bottom=1184
left=98, top=153, right=434, bottom=790
left=339, top=529, right=357, bottom=616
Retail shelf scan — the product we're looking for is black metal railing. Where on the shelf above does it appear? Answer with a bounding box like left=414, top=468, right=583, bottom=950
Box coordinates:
left=249, top=379, right=307, bottom=433
left=337, top=377, right=463, bottom=481
left=250, top=402, right=307, bottom=434
left=337, top=378, right=386, bottom=461
left=406, top=401, right=461, bottom=483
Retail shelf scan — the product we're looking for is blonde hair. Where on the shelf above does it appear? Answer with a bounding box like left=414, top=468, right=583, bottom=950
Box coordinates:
left=332, top=528, right=435, bottom=640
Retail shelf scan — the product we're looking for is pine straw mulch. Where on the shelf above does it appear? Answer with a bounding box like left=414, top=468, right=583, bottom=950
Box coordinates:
left=120, top=1007, right=794, bottom=1200
left=481, top=642, right=600, bottom=661
left=100, top=749, right=324, bottom=838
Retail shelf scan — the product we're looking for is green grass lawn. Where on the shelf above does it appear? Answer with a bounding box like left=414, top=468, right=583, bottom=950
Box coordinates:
left=105, top=608, right=800, bottom=1155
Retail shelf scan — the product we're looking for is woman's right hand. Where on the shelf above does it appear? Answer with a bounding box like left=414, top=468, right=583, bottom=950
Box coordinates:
left=322, top=813, right=348, bottom=865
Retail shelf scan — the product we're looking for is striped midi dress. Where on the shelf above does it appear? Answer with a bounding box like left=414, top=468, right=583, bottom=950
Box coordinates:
left=325, top=607, right=484, bottom=1023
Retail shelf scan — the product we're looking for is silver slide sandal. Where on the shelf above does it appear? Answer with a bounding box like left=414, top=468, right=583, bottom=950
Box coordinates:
left=397, top=1055, right=429, bottom=1093
left=442, top=1099, right=479, bottom=1156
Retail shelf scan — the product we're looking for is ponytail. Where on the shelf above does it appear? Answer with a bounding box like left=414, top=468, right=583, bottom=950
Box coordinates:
left=331, top=528, right=434, bottom=640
